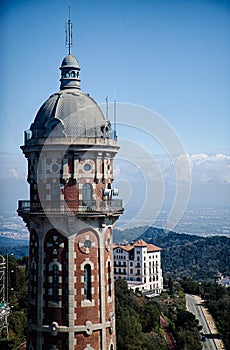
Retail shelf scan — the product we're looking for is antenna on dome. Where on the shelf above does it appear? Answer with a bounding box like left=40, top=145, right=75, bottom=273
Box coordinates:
left=113, top=88, right=117, bottom=139
left=114, top=99, right=117, bottom=138
left=65, top=6, right=73, bottom=55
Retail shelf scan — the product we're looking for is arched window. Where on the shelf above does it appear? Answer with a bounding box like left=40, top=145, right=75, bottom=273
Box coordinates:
left=82, top=183, right=92, bottom=207
left=84, top=264, right=92, bottom=301
left=52, top=264, right=59, bottom=303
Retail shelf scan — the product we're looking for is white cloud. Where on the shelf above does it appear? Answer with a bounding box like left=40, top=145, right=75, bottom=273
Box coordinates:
left=189, top=153, right=230, bottom=184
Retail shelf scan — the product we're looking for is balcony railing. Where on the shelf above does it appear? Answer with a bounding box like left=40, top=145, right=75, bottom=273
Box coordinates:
left=18, top=199, right=123, bottom=215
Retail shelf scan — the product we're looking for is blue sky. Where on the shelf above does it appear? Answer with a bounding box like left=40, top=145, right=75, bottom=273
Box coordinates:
left=1, top=0, right=229, bottom=154
left=0, top=0, right=229, bottom=215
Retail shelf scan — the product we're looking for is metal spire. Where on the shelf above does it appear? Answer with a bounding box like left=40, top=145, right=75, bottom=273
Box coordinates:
left=65, top=7, right=73, bottom=55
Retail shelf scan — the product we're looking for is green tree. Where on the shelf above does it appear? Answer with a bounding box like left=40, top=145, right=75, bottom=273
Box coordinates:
left=141, top=302, right=160, bottom=333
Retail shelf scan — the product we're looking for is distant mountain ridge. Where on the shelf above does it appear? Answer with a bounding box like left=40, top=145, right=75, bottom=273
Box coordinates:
left=0, top=236, right=29, bottom=258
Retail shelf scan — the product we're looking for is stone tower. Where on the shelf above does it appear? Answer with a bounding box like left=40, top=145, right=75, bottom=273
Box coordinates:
left=18, top=26, right=123, bottom=350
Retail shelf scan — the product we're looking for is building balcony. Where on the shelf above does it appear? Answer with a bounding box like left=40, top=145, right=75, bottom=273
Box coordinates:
left=18, top=199, right=123, bottom=216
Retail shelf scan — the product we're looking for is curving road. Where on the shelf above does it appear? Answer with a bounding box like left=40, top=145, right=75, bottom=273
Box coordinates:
left=186, top=294, right=218, bottom=350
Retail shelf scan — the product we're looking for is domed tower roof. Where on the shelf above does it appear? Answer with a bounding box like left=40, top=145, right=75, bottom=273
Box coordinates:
left=29, top=52, right=111, bottom=139
left=30, top=88, right=110, bottom=138
left=61, top=54, right=79, bottom=67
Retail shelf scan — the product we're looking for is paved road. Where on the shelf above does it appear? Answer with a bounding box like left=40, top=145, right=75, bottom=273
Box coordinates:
left=186, top=294, right=218, bottom=350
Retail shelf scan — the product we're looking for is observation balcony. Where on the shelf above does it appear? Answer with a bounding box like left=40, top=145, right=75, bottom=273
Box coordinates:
left=18, top=199, right=123, bottom=217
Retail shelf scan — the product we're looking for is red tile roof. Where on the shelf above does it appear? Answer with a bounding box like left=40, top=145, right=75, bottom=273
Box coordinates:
left=113, top=239, right=162, bottom=252
left=133, top=239, right=147, bottom=247
left=113, top=245, right=133, bottom=252
left=147, top=244, right=162, bottom=252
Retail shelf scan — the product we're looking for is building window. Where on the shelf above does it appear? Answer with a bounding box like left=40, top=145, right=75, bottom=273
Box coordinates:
left=108, top=261, right=112, bottom=297
left=52, top=264, right=59, bottom=304
left=68, top=153, right=74, bottom=175
left=84, top=264, right=92, bottom=301
left=82, top=183, right=93, bottom=206
left=84, top=163, right=92, bottom=172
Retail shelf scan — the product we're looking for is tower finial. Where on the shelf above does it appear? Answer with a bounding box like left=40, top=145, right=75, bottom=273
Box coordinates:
left=65, top=6, right=72, bottom=55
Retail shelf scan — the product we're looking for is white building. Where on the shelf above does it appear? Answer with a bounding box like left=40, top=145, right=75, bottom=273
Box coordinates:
left=113, top=239, right=163, bottom=295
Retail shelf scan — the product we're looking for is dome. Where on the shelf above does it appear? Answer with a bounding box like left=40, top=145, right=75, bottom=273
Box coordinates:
left=61, top=54, right=80, bottom=68
left=30, top=89, right=110, bottom=139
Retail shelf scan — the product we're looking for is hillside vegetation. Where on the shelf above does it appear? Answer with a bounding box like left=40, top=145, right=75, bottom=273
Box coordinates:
left=115, top=278, right=202, bottom=350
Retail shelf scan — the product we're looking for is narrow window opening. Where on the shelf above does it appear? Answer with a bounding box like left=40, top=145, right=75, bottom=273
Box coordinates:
left=68, top=153, right=74, bottom=176
left=108, top=261, right=112, bottom=297
left=84, top=264, right=92, bottom=301
left=82, top=183, right=93, bottom=207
